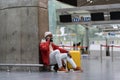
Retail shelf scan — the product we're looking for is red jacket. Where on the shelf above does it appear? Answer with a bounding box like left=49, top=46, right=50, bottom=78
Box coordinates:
left=39, top=40, right=68, bottom=65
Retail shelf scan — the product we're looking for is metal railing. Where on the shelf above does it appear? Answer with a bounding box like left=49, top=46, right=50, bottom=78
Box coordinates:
left=100, top=45, right=120, bottom=63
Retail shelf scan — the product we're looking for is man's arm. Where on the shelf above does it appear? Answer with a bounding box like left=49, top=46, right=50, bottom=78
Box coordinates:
left=52, top=43, right=68, bottom=53
left=40, top=40, right=50, bottom=51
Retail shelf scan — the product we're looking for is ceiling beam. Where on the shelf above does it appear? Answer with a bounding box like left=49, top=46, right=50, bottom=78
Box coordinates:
left=56, top=3, right=120, bottom=12
left=57, top=20, right=120, bottom=25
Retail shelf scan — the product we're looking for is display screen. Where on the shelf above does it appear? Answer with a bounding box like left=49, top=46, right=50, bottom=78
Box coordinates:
left=110, top=11, right=120, bottom=20
left=59, top=15, right=72, bottom=23
left=90, top=13, right=104, bottom=21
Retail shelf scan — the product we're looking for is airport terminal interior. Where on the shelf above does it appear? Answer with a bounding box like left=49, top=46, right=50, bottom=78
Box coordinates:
left=0, top=0, right=120, bottom=80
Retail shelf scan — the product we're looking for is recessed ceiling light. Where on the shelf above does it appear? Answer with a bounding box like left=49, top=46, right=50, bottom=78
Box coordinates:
left=112, top=25, right=118, bottom=29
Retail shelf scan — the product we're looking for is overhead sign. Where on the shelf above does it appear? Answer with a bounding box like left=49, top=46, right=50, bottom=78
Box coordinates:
left=72, top=17, right=91, bottom=22
left=72, top=14, right=91, bottom=22
left=108, top=32, right=115, bottom=36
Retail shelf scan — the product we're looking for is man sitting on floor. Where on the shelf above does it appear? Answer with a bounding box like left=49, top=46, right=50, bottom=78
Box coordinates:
left=40, top=31, right=83, bottom=72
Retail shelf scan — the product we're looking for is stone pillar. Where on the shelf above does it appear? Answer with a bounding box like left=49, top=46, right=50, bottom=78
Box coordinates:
left=38, top=0, right=49, bottom=41
left=38, top=0, right=49, bottom=70
left=0, top=0, right=40, bottom=71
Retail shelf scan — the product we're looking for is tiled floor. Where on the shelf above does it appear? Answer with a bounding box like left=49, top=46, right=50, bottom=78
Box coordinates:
left=0, top=57, right=120, bottom=80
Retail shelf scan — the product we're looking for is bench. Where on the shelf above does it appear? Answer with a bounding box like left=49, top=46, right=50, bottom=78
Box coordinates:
left=0, top=63, right=59, bottom=72
left=0, top=64, right=44, bottom=72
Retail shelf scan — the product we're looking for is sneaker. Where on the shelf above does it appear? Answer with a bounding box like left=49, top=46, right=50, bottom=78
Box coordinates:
left=58, top=67, right=67, bottom=72
left=74, top=67, right=83, bottom=72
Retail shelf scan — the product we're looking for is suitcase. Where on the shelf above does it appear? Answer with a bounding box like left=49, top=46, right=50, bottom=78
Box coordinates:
left=67, top=50, right=82, bottom=70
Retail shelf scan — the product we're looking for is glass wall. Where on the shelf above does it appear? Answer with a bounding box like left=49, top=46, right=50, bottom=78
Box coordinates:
left=48, top=0, right=120, bottom=53
left=48, top=0, right=74, bottom=34
left=48, top=0, right=86, bottom=48
left=54, top=25, right=85, bottom=45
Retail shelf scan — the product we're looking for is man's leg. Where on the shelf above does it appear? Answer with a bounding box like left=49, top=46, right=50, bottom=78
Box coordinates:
left=60, top=54, right=76, bottom=68
left=60, top=53, right=83, bottom=72
left=50, top=50, right=66, bottom=71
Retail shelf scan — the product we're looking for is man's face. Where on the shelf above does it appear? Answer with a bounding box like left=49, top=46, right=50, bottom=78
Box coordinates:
left=45, top=34, right=53, bottom=41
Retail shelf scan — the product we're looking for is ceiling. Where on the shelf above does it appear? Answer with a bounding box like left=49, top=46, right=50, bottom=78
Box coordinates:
left=57, top=0, right=120, bottom=7
left=57, top=0, right=120, bottom=34
left=77, top=0, right=120, bottom=7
